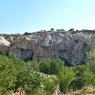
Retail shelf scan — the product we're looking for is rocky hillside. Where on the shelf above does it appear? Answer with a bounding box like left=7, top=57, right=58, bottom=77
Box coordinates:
left=0, top=29, right=95, bottom=65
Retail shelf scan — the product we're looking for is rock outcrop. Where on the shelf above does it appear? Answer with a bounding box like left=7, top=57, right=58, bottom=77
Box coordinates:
left=0, top=36, right=10, bottom=54
left=0, top=36, right=10, bottom=46
left=0, top=30, right=95, bottom=65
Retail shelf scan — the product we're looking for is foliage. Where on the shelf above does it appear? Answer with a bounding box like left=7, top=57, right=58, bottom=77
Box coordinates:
left=50, top=28, right=54, bottom=31
left=42, top=75, right=58, bottom=95
left=23, top=32, right=31, bottom=35
left=88, top=49, right=95, bottom=60
left=58, top=66, right=75, bottom=93
left=69, top=28, right=74, bottom=32
left=0, top=54, right=42, bottom=95
left=39, top=58, right=63, bottom=75
left=27, top=60, right=39, bottom=71
left=0, top=54, right=95, bottom=94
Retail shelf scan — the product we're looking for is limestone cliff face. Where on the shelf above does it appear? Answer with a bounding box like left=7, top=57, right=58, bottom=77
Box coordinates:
left=0, top=30, right=95, bottom=65
left=0, top=36, right=10, bottom=54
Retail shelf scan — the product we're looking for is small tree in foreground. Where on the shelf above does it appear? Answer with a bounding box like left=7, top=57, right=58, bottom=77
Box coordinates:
left=58, top=66, right=75, bottom=94
left=39, top=58, right=63, bottom=75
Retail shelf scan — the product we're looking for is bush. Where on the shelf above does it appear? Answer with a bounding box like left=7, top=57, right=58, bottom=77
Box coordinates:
left=39, top=58, right=63, bottom=75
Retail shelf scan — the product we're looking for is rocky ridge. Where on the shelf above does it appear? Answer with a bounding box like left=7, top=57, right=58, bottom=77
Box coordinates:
left=0, top=30, right=95, bottom=65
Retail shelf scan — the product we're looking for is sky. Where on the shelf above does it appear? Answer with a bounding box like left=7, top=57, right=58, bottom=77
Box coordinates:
left=0, top=0, right=95, bottom=34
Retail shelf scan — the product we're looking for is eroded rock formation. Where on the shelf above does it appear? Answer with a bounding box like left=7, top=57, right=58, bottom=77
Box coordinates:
left=0, top=30, right=95, bottom=65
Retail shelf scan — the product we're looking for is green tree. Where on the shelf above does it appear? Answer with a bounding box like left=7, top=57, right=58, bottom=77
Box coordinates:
left=50, top=28, right=54, bottom=31
left=69, top=28, right=74, bottom=32
left=58, top=66, right=75, bottom=94
left=39, top=59, right=51, bottom=74
left=72, top=65, right=86, bottom=89
left=39, top=58, right=63, bottom=75
left=23, top=32, right=31, bottom=35
left=84, top=61, right=95, bottom=87
left=72, top=63, right=95, bottom=90
left=86, top=61, right=95, bottom=74
left=83, top=71, right=94, bottom=88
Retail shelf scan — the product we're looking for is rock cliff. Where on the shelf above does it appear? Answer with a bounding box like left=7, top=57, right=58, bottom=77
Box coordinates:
left=0, top=30, right=95, bottom=65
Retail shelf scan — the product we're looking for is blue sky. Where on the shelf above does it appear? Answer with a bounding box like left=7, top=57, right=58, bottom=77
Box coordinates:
left=0, top=0, right=95, bottom=34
